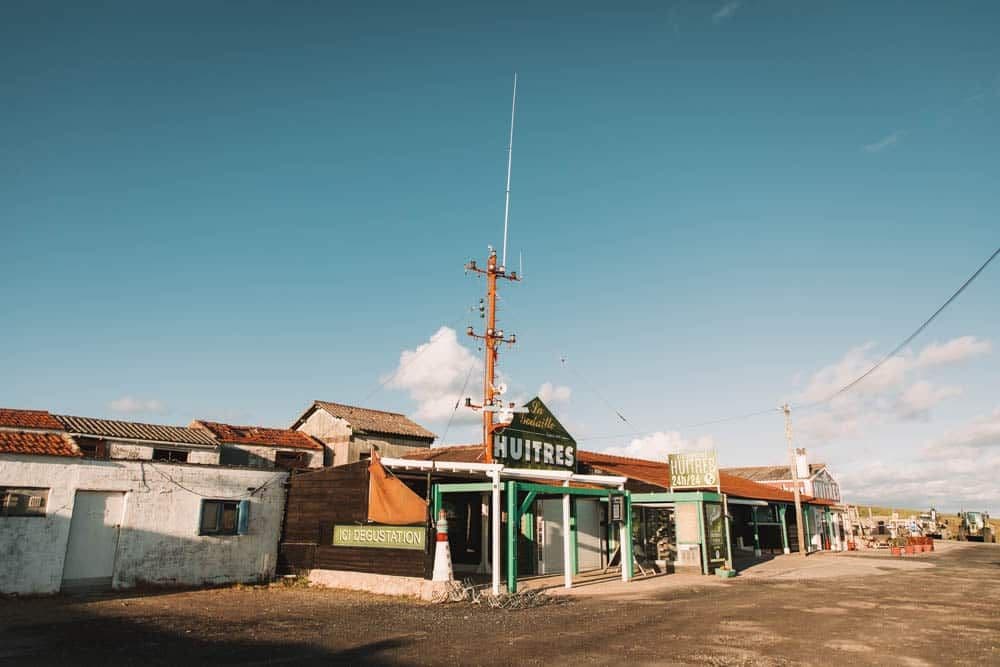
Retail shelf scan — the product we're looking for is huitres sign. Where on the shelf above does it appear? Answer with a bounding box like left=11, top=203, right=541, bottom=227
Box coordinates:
left=668, top=450, right=719, bottom=490
left=492, top=397, right=577, bottom=472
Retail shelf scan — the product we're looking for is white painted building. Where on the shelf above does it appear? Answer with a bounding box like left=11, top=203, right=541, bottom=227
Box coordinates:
left=190, top=420, right=323, bottom=470
left=0, top=409, right=288, bottom=595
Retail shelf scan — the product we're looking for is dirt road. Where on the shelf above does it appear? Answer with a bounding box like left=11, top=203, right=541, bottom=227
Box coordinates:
left=1, top=542, right=997, bottom=666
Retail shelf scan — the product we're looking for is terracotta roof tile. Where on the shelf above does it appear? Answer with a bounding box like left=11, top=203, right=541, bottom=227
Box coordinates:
left=0, top=431, right=81, bottom=457
left=192, top=420, right=322, bottom=450
left=302, top=401, right=436, bottom=440
left=0, top=408, right=64, bottom=431
left=56, top=415, right=218, bottom=447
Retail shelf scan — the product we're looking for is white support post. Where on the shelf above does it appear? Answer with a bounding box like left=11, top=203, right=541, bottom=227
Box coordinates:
left=563, top=481, right=572, bottom=589
left=620, top=485, right=632, bottom=583
left=491, top=471, right=501, bottom=595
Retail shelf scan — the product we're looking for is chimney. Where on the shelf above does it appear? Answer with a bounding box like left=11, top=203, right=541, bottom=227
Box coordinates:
left=794, top=447, right=809, bottom=480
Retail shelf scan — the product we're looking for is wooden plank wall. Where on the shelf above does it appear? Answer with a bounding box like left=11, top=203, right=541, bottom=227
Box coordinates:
left=279, top=461, right=430, bottom=578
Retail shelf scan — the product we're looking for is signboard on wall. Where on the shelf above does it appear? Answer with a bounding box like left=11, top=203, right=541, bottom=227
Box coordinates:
left=492, top=397, right=577, bottom=472
left=668, top=450, right=719, bottom=490
left=333, top=524, right=426, bottom=551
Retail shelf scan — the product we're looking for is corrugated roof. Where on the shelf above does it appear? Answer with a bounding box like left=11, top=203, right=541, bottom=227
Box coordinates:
left=0, top=408, right=64, bottom=431
left=303, top=400, right=436, bottom=440
left=0, top=431, right=81, bottom=457
left=55, top=415, right=219, bottom=447
left=192, top=420, right=322, bottom=450
left=723, top=463, right=826, bottom=482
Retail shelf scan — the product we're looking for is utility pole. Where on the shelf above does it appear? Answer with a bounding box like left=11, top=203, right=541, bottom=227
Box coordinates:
left=464, top=248, right=518, bottom=462
left=783, top=404, right=807, bottom=556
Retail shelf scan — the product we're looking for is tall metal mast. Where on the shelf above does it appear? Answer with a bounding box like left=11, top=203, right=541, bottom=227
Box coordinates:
left=501, top=73, right=517, bottom=269
left=464, top=76, right=521, bottom=462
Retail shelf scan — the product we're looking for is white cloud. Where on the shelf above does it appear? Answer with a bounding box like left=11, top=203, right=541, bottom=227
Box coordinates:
left=387, top=327, right=482, bottom=422
left=712, top=1, right=741, bottom=22
left=839, top=454, right=1000, bottom=511
left=863, top=130, right=905, bottom=153
left=896, top=381, right=961, bottom=421
left=109, top=396, right=166, bottom=415
left=603, top=431, right=714, bottom=461
left=924, top=407, right=1000, bottom=456
left=537, top=382, right=571, bottom=404
left=794, top=336, right=988, bottom=443
left=915, top=336, right=991, bottom=368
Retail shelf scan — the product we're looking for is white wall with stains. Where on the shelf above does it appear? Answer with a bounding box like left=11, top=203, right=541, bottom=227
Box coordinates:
left=0, top=455, right=287, bottom=595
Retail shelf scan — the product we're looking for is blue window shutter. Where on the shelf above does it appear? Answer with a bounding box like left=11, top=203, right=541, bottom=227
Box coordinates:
left=237, top=499, right=250, bottom=535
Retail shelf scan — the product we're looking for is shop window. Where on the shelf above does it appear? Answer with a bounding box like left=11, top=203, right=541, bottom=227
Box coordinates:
left=199, top=499, right=249, bottom=536
left=153, top=448, right=189, bottom=463
left=1, top=487, right=49, bottom=517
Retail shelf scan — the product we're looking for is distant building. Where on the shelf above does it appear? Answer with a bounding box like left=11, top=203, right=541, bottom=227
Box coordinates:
left=723, top=448, right=842, bottom=502
left=55, top=414, right=220, bottom=464
left=291, top=400, right=436, bottom=466
left=190, top=420, right=323, bottom=470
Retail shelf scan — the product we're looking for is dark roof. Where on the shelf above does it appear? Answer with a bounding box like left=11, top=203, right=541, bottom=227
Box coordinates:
left=578, top=451, right=670, bottom=489
left=192, top=420, right=322, bottom=451
left=56, top=415, right=219, bottom=447
left=723, top=463, right=826, bottom=482
left=0, top=431, right=81, bottom=457
left=298, top=400, right=436, bottom=440
left=0, top=408, right=64, bottom=431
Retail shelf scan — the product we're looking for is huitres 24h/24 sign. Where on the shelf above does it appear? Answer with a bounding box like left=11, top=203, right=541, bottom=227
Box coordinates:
left=492, top=396, right=577, bottom=472
left=669, top=450, right=719, bottom=490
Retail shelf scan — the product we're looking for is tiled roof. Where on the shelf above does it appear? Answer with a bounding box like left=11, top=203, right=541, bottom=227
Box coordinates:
left=192, top=420, right=322, bottom=450
left=0, top=431, right=81, bottom=457
left=56, top=415, right=219, bottom=447
left=301, top=400, right=436, bottom=440
left=403, top=444, right=485, bottom=462
left=578, top=451, right=670, bottom=489
left=0, top=408, right=64, bottom=431
left=723, top=463, right=826, bottom=482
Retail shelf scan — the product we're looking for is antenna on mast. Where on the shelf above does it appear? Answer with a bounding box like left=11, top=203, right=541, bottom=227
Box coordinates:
left=501, top=73, right=517, bottom=269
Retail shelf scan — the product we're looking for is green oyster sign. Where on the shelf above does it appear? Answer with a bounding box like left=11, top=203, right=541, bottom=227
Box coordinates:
left=669, top=450, right=719, bottom=490
left=492, top=397, right=577, bottom=472
left=333, top=524, right=426, bottom=550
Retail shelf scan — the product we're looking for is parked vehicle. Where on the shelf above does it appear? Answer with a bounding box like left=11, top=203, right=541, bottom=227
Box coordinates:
left=957, top=511, right=995, bottom=543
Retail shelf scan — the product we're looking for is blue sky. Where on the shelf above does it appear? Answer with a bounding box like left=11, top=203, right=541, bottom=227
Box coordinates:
left=3, top=1, right=998, bottom=511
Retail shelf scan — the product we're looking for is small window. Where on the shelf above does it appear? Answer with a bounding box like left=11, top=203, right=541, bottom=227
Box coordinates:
left=1, top=487, right=49, bottom=517
left=153, top=448, right=189, bottom=463
left=200, top=499, right=248, bottom=536
left=275, top=450, right=307, bottom=470
left=77, top=438, right=109, bottom=460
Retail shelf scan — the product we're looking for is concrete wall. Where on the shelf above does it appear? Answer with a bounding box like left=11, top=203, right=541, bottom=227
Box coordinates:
left=0, top=455, right=287, bottom=595
left=220, top=443, right=323, bottom=469
left=105, top=440, right=220, bottom=465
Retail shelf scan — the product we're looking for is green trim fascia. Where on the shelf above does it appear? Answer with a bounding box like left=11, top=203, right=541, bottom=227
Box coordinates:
left=515, top=482, right=621, bottom=497
left=434, top=482, right=493, bottom=493
left=519, top=491, right=538, bottom=517
left=631, top=491, right=722, bottom=503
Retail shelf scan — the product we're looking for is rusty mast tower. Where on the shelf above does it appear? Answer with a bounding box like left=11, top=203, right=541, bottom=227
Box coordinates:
left=463, top=74, right=521, bottom=463
left=464, top=250, right=519, bottom=462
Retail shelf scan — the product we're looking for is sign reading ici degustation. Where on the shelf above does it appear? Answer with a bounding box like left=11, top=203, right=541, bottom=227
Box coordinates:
left=669, top=450, right=719, bottom=490
left=333, top=524, right=425, bottom=551
left=492, top=397, right=577, bottom=472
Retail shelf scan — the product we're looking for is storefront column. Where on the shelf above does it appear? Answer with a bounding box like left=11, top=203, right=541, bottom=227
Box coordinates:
left=491, top=473, right=502, bottom=595
left=779, top=505, right=790, bottom=554
left=697, top=501, right=709, bottom=575
left=570, top=498, right=579, bottom=575
left=478, top=492, right=490, bottom=574
left=803, top=505, right=812, bottom=553
left=751, top=507, right=762, bottom=557
left=563, top=483, right=572, bottom=589
left=621, top=491, right=633, bottom=582
left=505, top=480, right=518, bottom=594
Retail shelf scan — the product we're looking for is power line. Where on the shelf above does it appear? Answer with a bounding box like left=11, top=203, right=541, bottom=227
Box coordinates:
left=792, top=245, right=1000, bottom=410
left=439, top=359, right=478, bottom=444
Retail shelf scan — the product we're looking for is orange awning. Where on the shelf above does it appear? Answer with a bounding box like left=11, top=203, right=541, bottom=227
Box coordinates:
left=367, top=452, right=428, bottom=525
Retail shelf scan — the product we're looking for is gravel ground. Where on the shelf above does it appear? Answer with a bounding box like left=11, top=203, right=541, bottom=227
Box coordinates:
left=1, top=541, right=997, bottom=666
